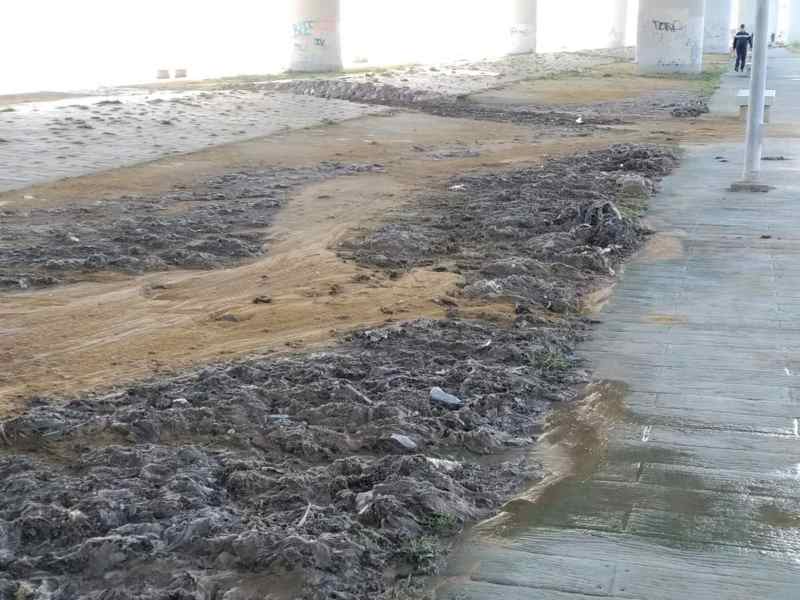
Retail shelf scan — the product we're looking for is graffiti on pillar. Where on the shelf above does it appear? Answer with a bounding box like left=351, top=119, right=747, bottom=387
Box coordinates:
left=510, top=24, right=532, bottom=36
left=652, top=19, right=685, bottom=33
left=510, top=23, right=534, bottom=47
left=292, top=18, right=338, bottom=57
left=293, top=20, right=314, bottom=37
left=508, top=23, right=534, bottom=53
left=640, top=8, right=705, bottom=72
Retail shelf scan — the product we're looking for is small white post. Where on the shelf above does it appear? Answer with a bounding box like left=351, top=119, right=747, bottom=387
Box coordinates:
left=742, top=0, right=770, bottom=182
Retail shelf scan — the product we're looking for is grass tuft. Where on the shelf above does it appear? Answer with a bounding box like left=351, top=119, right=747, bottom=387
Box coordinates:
left=400, top=536, right=441, bottom=575
left=533, top=348, right=571, bottom=374
left=421, top=512, right=460, bottom=535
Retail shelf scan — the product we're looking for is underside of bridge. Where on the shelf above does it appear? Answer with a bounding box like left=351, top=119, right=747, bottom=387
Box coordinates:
left=287, top=0, right=800, bottom=74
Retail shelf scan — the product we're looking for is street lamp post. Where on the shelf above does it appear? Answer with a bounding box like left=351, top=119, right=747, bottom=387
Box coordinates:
left=741, top=0, right=771, bottom=183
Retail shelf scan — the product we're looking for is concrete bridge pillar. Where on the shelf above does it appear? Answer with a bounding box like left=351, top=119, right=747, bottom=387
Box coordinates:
left=509, top=0, right=538, bottom=54
left=610, top=0, right=630, bottom=47
left=289, top=0, right=343, bottom=72
left=790, top=0, right=800, bottom=43
left=637, top=0, right=706, bottom=73
left=704, top=0, right=734, bottom=53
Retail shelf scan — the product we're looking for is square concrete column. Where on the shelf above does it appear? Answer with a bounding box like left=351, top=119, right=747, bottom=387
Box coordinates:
left=638, top=0, right=706, bottom=73
left=509, top=0, right=538, bottom=54
left=290, top=0, right=343, bottom=72
left=704, top=0, right=734, bottom=53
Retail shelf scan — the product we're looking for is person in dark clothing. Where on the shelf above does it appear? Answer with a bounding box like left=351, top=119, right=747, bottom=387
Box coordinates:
left=733, top=25, right=753, bottom=72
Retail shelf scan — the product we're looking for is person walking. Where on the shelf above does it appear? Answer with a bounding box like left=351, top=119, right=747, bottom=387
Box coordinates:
left=733, top=25, right=753, bottom=73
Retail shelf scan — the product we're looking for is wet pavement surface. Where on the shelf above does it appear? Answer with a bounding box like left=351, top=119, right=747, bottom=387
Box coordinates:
left=437, top=50, right=800, bottom=600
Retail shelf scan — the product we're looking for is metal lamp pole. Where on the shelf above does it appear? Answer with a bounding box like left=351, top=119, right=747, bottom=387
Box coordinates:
left=742, top=0, right=771, bottom=181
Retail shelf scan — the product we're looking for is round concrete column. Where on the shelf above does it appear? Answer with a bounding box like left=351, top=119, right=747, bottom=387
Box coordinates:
left=637, top=0, right=706, bottom=73
left=790, top=0, right=800, bottom=43
left=704, top=0, right=733, bottom=53
left=509, top=0, right=538, bottom=54
left=610, top=0, right=630, bottom=47
left=289, top=0, right=343, bottom=72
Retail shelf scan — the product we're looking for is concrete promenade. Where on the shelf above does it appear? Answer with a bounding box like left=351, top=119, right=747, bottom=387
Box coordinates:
left=438, top=49, right=800, bottom=599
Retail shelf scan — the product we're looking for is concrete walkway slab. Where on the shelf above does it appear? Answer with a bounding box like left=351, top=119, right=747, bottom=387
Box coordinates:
left=439, top=49, right=800, bottom=599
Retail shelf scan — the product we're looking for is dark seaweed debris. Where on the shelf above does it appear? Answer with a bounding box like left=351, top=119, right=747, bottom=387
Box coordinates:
left=0, top=163, right=383, bottom=291
left=1, top=318, right=580, bottom=600
left=272, top=79, right=624, bottom=127
left=0, top=144, right=679, bottom=600
left=340, top=144, right=678, bottom=313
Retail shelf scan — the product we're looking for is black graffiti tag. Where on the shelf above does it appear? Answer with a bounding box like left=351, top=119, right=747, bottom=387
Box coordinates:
left=652, top=19, right=684, bottom=33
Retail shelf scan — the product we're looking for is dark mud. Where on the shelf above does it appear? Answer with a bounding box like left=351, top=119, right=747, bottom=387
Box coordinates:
left=340, top=144, right=678, bottom=313
left=0, top=144, right=679, bottom=600
left=0, top=163, right=382, bottom=290
left=271, top=80, right=622, bottom=128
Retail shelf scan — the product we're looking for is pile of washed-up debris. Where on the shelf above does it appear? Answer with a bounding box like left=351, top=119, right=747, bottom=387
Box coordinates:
left=0, top=144, right=678, bottom=600
left=0, top=163, right=383, bottom=291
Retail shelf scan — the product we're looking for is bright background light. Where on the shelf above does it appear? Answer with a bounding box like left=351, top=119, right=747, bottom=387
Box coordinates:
left=342, top=0, right=515, bottom=65
left=0, top=1, right=793, bottom=95
left=1, top=1, right=291, bottom=94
